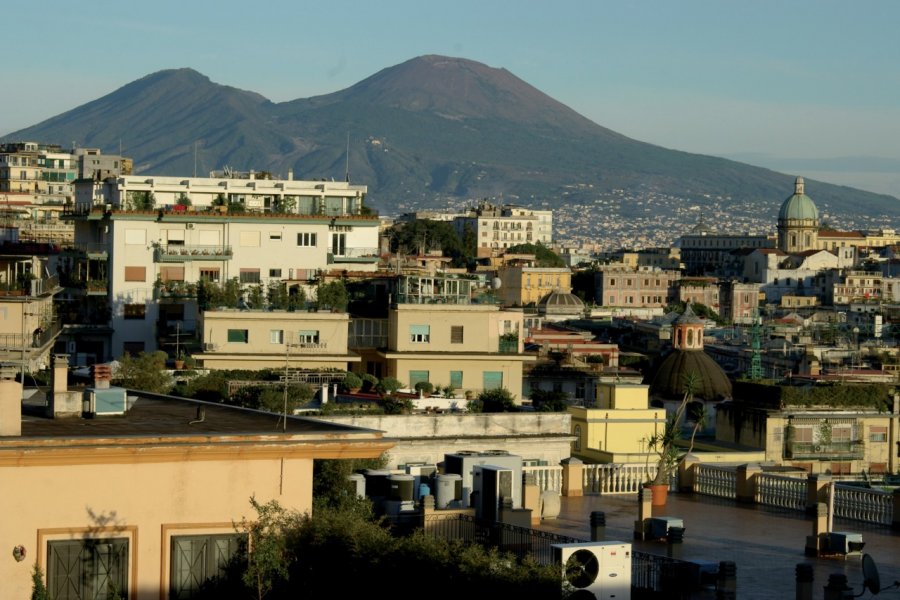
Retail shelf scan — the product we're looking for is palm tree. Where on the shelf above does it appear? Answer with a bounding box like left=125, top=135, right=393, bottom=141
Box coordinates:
left=648, top=371, right=699, bottom=486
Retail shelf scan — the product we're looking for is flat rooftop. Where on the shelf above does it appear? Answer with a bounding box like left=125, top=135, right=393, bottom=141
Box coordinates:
left=538, top=492, right=900, bottom=600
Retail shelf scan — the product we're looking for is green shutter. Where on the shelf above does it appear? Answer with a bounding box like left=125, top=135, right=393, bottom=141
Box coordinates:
left=450, top=371, right=463, bottom=389
left=483, top=371, right=503, bottom=390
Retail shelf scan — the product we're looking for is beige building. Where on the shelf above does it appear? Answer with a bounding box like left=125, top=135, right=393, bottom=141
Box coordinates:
left=195, top=309, right=359, bottom=371
left=594, top=265, right=679, bottom=308
left=378, top=300, right=535, bottom=402
left=0, top=255, right=62, bottom=373
left=568, top=382, right=666, bottom=464
left=716, top=398, right=900, bottom=476
left=453, top=201, right=552, bottom=258
left=0, top=365, right=391, bottom=599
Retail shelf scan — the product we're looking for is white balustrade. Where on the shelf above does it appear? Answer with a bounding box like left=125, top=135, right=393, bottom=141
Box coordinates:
left=523, top=465, right=563, bottom=492
left=582, top=464, right=649, bottom=495
left=756, top=473, right=806, bottom=510
left=693, top=464, right=737, bottom=499
left=834, top=484, right=893, bottom=526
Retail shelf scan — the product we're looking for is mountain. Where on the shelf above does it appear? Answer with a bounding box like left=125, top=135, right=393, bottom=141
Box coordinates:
left=4, top=55, right=899, bottom=233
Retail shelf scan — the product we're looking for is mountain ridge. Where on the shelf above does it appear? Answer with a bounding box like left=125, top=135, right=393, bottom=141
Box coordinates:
left=4, top=55, right=898, bottom=232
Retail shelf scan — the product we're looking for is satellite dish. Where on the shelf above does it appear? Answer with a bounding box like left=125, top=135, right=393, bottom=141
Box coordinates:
left=492, top=277, right=502, bottom=289
left=862, top=554, right=881, bottom=595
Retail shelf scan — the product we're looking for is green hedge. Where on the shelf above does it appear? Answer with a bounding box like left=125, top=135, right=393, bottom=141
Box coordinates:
left=733, top=380, right=893, bottom=411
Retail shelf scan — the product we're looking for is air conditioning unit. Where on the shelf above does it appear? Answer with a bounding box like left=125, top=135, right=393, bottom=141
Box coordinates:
left=824, top=532, right=865, bottom=556
left=473, top=464, right=515, bottom=522
left=552, top=541, right=632, bottom=600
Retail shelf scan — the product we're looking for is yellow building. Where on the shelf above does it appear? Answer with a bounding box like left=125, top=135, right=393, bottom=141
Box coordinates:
left=568, top=382, right=666, bottom=464
left=497, top=264, right=572, bottom=307
left=195, top=308, right=359, bottom=371
left=0, top=364, right=390, bottom=599
left=378, top=301, right=535, bottom=402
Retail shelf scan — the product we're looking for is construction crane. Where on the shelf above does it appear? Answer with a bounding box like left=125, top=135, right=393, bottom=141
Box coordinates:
left=748, top=309, right=763, bottom=381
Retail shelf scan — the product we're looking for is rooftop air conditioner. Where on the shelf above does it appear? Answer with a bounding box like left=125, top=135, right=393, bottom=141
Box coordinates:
left=552, top=541, right=632, bottom=600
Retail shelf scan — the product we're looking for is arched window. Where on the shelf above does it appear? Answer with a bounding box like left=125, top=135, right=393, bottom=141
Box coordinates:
left=573, top=425, right=582, bottom=451
left=687, top=328, right=694, bottom=347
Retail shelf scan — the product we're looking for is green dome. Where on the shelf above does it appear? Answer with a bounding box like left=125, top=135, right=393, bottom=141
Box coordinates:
left=778, top=177, right=818, bottom=222
left=648, top=349, right=732, bottom=402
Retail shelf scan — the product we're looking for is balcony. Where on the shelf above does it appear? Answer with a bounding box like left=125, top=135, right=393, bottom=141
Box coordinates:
left=327, top=247, right=380, bottom=264
left=154, top=244, right=233, bottom=262
left=784, top=441, right=865, bottom=460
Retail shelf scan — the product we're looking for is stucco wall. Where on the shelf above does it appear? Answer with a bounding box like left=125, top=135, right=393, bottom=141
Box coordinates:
left=0, top=454, right=313, bottom=599
left=317, top=413, right=573, bottom=468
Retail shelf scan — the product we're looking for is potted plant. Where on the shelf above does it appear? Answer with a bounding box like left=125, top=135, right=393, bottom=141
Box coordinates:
left=174, top=350, right=186, bottom=370
left=361, top=373, right=379, bottom=393
left=342, top=371, right=363, bottom=393
left=644, top=371, right=701, bottom=507
left=414, top=381, right=434, bottom=398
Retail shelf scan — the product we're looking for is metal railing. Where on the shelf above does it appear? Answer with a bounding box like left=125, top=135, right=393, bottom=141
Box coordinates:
left=420, top=513, right=697, bottom=594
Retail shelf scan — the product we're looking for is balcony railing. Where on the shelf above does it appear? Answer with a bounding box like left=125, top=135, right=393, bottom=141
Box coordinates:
left=154, top=244, right=233, bottom=262
left=327, top=247, right=380, bottom=263
left=783, top=441, right=865, bottom=460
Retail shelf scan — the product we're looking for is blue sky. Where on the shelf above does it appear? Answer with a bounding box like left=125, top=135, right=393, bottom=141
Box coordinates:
left=3, top=0, right=900, bottom=196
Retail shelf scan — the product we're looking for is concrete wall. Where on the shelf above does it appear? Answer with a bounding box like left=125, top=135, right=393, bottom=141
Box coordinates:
left=316, top=413, right=573, bottom=468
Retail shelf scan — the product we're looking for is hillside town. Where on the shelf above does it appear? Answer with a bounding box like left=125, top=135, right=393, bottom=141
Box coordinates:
left=1, top=140, right=899, bottom=598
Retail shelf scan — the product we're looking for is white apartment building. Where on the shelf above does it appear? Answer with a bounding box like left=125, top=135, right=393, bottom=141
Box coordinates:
left=66, top=174, right=379, bottom=359
left=453, top=201, right=553, bottom=257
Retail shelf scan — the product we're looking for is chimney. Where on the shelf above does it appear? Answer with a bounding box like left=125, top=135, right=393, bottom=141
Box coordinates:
left=91, top=363, right=112, bottom=390
left=287, top=169, right=293, bottom=181
left=52, top=354, right=69, bottom=398
left=0, top=377, right=22, bottom=436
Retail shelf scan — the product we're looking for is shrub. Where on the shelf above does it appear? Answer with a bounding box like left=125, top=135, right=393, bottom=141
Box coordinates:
left=468, top=387, right=518, bottom=413
left=361, top=373, right=379, bottom=392
left=375, top=376, right=403, bottom=395
left=414, top=381, right=434, bottom=396
left=342, top=372, right=363, bottom=391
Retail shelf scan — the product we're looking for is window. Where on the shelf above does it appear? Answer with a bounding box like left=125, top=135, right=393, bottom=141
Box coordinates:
left=269, top=268, right=282, bottom=278
left=124, top=304, right=146, bottom=320
left=409, top=370, right=430, bottom=388
left=793, top=426, right=813, bottom=443
left=124, top=266, right=146, bottom=282
left=48, top=538, right=129, bottom=600
left=269, top=232, right=282, bottom=240
left=331, top=233, right=347, bottom=256
left=297, top=330, right=319, bottom=344
left=450, top=371, right=463, bottom=389
left=239, top=269, right=260, bottom=284
left=270, top=330, right=284, bottom=344
left=450, top=325, right=464, bottom=344
left=200, top=268, right=220, bottom=282
left=483, top=371, right=503, bottom=390
left=297, top=232, right=317, bottom=247
left=869, top=426, right=887, bottom=442
left=410, top=324, right=430, bottom=343
left=227, top=329, right=249, bottom=343
left=170, top=534, right=244, bottom=600
left=573, top=424, right=581, bottom=451
left=831, top=425, right=852, bottom=442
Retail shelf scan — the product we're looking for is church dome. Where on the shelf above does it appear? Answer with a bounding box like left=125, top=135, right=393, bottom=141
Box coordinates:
left=538, top=289, right=585, bottom=316
left=648, top=349, right=733, bottom=402
left=778, top=176, right=818, bottom=222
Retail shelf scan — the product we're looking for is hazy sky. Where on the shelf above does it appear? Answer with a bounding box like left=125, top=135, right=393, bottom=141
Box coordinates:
left=3, top=0, right=900, bottom=196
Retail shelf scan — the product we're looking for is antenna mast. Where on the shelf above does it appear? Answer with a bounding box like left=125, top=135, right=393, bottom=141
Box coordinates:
left=344, top=132, right=350, bottom=182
